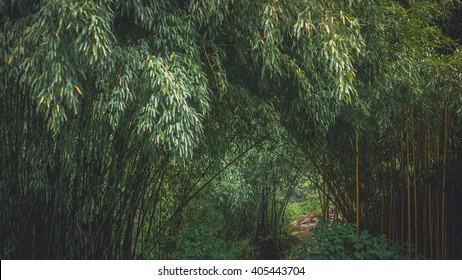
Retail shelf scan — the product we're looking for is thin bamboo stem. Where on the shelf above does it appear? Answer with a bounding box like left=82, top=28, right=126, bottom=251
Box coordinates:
left=355, top=129, right=359, bottom=235
left=406, top=128, right=411, bottom=256
left=442, top=108, right=448, bottom=259
left=412, top=117, right=418, bottom=255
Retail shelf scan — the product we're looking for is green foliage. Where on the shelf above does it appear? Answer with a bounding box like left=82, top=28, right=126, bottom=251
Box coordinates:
left=159, top=214, right=237, bottom=260
left=298, top=221, right=418, bottom=260
left=209, top=167, right=254, bottom=214
left=2, top=0, right=462, bottom=260
left=285, top=193, right=322, bottom=222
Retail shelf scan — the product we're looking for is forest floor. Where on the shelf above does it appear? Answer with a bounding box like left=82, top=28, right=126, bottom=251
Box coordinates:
left=291, top=213, right=319, bottom=239
left=291, top=210, right=339, bottom=238
left=290, top=211, right=339, bottom=259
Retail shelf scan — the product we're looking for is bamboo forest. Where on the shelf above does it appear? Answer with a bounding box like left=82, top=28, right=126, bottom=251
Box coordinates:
left=1, top=0, right=462, bottom=260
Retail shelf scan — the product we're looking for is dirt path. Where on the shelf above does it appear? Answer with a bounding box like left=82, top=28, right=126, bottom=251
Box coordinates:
left=291, top=213, right=319, bottom=239
left=291, top=210, right=340, bottom=239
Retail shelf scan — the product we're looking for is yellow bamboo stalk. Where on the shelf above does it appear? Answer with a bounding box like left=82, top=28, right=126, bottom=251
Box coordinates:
left=406, top=129, right=411, bottom=256
left=412, top=117, right=418, bottom=255
left=401, top=147, right=405, bottom=245
left=436, top=135, right=440, bottom=259
left=423, top=126, right=428, bottom=257
left=356, top=129, right=360, bottom=235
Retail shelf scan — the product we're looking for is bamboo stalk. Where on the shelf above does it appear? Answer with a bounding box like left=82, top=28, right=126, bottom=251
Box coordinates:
left=427, top=127, right=433, bottom=259
left=412, top=117, right=418, bottom=255
left=406, top=127, right=411, bottom=256
left=429, top=184, right=433, bottom=259
left=381, top=181, right=384, bottom=235
left=401, top=144, right=405, bottom=246
left=423, top=126, right=428, bottom=257
left=355, top=129, right=359, bottom=235
left=436, top=135, right=440, bottom=259
left=388, top=153, right=394, bottom=244
left=317, top=188, right=324, bottom=217
left=442, top=108, right=448, bottom=259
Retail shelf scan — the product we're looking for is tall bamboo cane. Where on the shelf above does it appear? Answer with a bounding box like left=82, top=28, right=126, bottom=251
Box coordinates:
left=356, top=129, right=360, bottom=235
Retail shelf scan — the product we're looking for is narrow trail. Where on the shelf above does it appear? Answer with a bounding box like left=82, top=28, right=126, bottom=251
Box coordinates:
left=291, top=209, right=341, bottom=239
left=290, top=210, right=340, bottom=259
left=291, top=213, right=319, bottom=239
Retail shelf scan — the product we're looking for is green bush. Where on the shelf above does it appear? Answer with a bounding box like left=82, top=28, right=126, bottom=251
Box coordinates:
left=158, top=209, right=240, bottom=260
left=297, top=221, right=419, bottom=260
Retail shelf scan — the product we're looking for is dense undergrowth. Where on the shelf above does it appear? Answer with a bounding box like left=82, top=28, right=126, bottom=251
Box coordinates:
left=293, top=221, right=422, bottom=260
left=144, top=189, right=421, bottom=260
